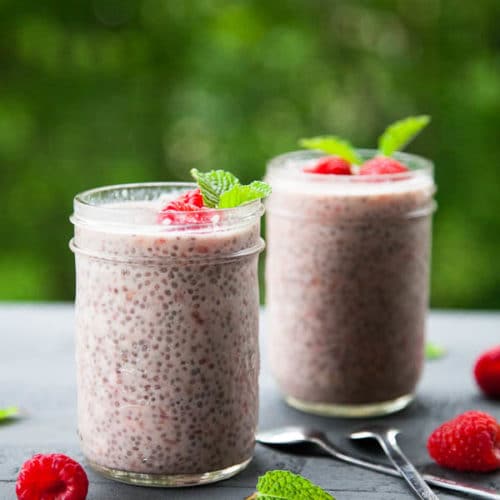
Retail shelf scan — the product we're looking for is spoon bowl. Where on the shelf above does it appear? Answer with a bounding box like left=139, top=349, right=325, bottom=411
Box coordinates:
left=256, top=427, right=326, bottom=446
left=349, top=425, right=439, bottom=499
left=350, top=425, right=401, bottom=443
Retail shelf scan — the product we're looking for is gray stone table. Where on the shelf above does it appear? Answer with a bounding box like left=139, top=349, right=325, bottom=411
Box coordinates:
left=1, top=304, right=500, bottom=499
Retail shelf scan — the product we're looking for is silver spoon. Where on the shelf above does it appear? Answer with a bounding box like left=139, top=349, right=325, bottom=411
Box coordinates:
left=256, top=426, right=500, bottom=499
left=350, top=425, right=439, bottom=499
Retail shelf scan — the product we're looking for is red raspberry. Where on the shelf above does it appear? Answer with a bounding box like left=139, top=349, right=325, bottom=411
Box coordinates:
left=177, top=188, right=204, bottom=208
left=303, top=156, right=352, bottom=175
left=474, top=346, right=500, bottom=398
left=16, top=453, right=89, bottom=500
left=427, top=411, right=500, bottom=472
left=158, top=188, right=212, bottom=224
left=359, top=156, right=409, bottom=175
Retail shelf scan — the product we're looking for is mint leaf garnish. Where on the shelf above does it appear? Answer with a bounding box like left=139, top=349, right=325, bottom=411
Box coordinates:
left=249, top=470, right=334, bottom=500
left=0, top=406, right=19, bottom=422
left=378, top=115, right=431, bottom=157
left=191, top=169, right=271, bottom=208
left=299, top=135, right=362, bottom=165
left=190, top=168, right=239, bottom=208
left=426, top=341, right=446, bottom=360
left=218, top=181, right=272, bottom=209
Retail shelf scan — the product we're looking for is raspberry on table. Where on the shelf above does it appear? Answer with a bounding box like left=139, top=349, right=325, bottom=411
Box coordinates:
left=16, top=453, right=89, bottom=500
left=359, top=156, right=409, bottom=175
left=474, top=346, right=500, bottom=399
left=427, top=411, right=500, bottom=472
left=303, top=156, right=352, bottom=175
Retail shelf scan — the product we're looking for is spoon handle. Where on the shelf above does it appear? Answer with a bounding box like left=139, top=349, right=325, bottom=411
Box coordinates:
left=316, top=440, right=500, bottom=499
left=379, top=431, right=439, bottom=499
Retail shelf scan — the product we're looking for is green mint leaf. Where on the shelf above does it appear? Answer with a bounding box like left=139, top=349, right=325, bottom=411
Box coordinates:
left=426, top=341, right=446, bottom=360
left=190, top=168, right=270, bottom=209
left=255, top=470, right=335, bottom=500
left=218, top=181, right=271, bottom=208
left=0, top=406, right=19, bottom=422
left=299, top=135, right=362, bottom=165
left=378, top=115, right=431, bottom=156
left=190, top=168, right=239, bottom=208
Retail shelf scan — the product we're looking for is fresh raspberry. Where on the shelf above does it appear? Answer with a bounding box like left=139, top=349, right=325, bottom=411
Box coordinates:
left=359, top=156, right=409, bottom=175
left=158, top=202, right=212, bottom=225
left=474, top=346, right=500, bottom=398
left=427, top=411, right=500, bottom=472
left=177, top=188, right=204, bottom=208
left=158, top=188, right=212, bottom=224
left=163, top=200, right=201, bottom=213
left=303, top=156, right=352, bottom=175
left=16, top=453, right=89, bottom=500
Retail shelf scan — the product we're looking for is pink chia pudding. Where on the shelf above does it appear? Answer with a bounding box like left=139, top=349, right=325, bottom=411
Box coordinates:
left=70, top=183, right=264, bottom=486
left=265, top=150, right=436, bottom=417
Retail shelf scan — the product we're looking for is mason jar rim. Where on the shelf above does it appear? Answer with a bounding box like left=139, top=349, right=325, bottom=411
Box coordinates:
left=75, top=181, right=195, bottom=207
left=267, top=148, right=433, bottom=183
left=71, top=181, right=265, bottom=233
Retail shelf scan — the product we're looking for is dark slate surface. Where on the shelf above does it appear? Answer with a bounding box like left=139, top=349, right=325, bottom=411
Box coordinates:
left=1, top=304, right=499, bottom=499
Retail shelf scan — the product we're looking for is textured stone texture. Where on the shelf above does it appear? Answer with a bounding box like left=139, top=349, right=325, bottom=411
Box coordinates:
left=1, top=304, right=499, bottom=499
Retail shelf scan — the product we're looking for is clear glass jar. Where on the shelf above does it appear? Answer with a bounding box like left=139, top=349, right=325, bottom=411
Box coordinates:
left=265, top=150, right=436, bottom=417
left=70, top=183, right=265, bottom=486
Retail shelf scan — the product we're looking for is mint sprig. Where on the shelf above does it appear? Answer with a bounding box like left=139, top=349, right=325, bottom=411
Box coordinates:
left=378, top=115, right=431, bottom=157
left=190, top=169, right=271, bottom=208
left=219, top=181, right=271, bottom=208
left=190, top=169, right=239, bottom=208
left=247, top=470, right=334, bottom=500
left=425, top=341, right=446, bottom=360
left=0, top=406, right=19, bottom=422
left=299, top=135, right=362, bottom=165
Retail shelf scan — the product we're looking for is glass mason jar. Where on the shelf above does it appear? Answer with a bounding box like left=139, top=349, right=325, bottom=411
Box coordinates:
left=265, top=150, right=436, bottom=418
left=70, top=183, right=265, bottom=486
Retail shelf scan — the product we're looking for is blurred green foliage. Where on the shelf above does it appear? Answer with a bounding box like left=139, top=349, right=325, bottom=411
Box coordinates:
left=0, top=0, right=499, bottom=308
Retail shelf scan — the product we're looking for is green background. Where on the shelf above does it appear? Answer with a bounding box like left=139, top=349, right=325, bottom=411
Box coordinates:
left=1, top=0, right=499, bottom=308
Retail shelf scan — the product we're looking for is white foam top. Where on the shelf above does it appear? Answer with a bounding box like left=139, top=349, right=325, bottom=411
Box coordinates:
left=268, top=169, right=435, bottom=197
left=71, top=188, right=264, bottom=235
left=266, top=149, right=436, bottom=198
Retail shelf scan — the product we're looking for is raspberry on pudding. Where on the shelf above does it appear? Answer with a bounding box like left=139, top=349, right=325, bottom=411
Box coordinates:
left=303, top=156, right=352, bottom=175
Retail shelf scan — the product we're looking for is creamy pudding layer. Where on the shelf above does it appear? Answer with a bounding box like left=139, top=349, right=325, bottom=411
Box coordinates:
left=72, top=192, right=262, bottom=476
